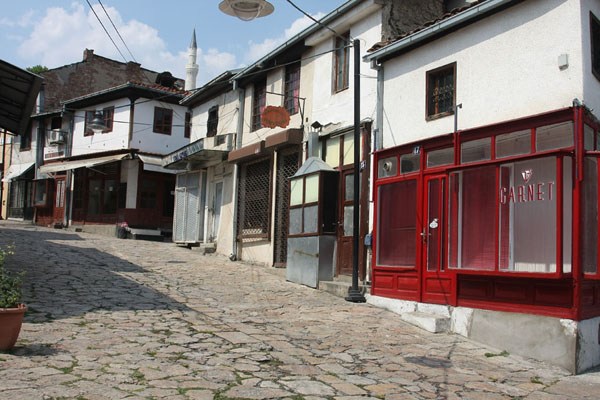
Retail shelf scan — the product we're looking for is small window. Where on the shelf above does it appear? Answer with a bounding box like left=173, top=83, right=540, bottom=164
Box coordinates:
left=184, top=112, right=191, bottom=139
left=207, top=106, right=218, bottom=137
left=427, top=147, right=454, bottom=168
left=591, top=12, right=600, bottom=80
left=251, top=79, right=266, bottom=132
left=284, top=62, right=301, bottom=115
left=84, top=111, right=95, bottom=136
left=33, top=180, right=48, bottom=207
left=20, top=122, right=32, bottom=150
left=535, top=121, right=573, bottom=152
left=84, top=107, right=114, bottom=136
left=584, top=124, right=595, bottom=151
left=153, top=107, right=173, bottom=135
left=426, top=62, right=456, bottom=119
left=50, top=117, right=62, bottom=130
left=333, top=32, right=350, bottom=92
left=400, top=153, right=420, bottom=174
left=378, top=156, right=398, bottom=178
left=461, top=138, right=491, bottom=164
left=496, top=130, right=531, bottom=159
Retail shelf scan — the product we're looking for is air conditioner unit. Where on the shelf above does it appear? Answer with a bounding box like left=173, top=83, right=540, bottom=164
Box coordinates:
left=48, top=129, right=65, bottom=145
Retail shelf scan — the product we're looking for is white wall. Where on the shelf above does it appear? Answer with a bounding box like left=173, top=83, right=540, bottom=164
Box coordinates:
left=190, top=89, right=239, bottom=147
left=379, top=0, right=585, bottom=149
left=10, top=121, right=37, bottom=166
left=72, top=98, right=130, bottom=156
left=582, top=0, right=600, bottom=113
left=131, top=99, right=189, bottom=154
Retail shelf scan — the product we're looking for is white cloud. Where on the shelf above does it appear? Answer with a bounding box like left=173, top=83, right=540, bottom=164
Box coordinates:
left=244, top=13, right=325, bottom=63
left=0, top=9, right=34, bottom=27
left=15, top=3, right=238, bottom=87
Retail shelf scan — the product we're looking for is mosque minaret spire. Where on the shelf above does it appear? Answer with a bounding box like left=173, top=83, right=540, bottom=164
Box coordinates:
left=185, top=28, right=199, bottom=91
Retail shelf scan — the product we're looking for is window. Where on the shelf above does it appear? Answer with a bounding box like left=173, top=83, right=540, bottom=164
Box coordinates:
left=140, top=178, right=157, bottom=209
left=153, top=107, right=173, bottom=135
left=33, top=180, right=48, bottom=207
left=592, top=12, right=600, bottom=80
left=289, top=174, right=319, bottom=235
left=333, top=32, right=350, bottom=92
left=207, top=105, right=218, bottom=137
left=84, top=107, right=114, bottom=135
left=238, top=157, right=271, bottom=238
left=251, top=80, right=266, bottom=132
left=20, top=122, right=32, bottom=150
left=184, top=112, right=191, bottom=139
left=426, top=62, right=456, bottom=119
left=284, top=62, right=301, bottom=115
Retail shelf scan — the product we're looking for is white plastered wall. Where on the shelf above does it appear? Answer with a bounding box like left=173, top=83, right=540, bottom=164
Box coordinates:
left=379, top=0, right=585, bottom=149
left=131, top=100, right=189, bottom=154
left=190, top=90, right=239, bottom=144
left=582, top=0, right=600, bottom=112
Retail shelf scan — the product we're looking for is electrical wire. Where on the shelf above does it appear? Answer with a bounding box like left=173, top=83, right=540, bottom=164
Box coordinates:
left=284, top=0, right=353, bottom=43
left=97, top=0, right=138, bottom=63
left=85, top=0, right=127, bottom=63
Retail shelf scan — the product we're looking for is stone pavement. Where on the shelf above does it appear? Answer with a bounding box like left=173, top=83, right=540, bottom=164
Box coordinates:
left=1, top=221, right=599, bottom=400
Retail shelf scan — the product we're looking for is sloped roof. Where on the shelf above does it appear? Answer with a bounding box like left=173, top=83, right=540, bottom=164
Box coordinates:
left=0, top=59, right=43, bottom=136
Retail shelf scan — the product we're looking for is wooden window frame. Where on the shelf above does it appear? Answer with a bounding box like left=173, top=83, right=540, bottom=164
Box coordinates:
left=84, top=106, right=114, bottom=136
left=426, top=62, right=456, bottom=121
left=284, top=62, right=301, bottom=115
left=207, top=105, right=219, bottom=137
left=333, top=32, right=350, bottom=93
left=184, top=111, right=191, bottom=139
left=591, top=11, right=600, bottom=81
left=251, top=80, right=267, bottom=132
left=153, top=107, right=173, bottom=135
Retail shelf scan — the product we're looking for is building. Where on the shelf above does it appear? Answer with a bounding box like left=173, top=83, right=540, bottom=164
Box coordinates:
left=364, top=0, right=600, bottom=373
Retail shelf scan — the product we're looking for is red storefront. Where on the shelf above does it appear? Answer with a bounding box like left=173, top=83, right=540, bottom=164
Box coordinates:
left=372, top=106, right=600, bottom=321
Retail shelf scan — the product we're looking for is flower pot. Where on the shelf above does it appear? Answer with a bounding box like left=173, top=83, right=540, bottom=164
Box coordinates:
left=0, top=304, right=27, bottom=350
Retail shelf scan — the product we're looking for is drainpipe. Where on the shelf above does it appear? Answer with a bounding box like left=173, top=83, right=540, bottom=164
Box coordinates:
left=372, top=60, right=384, bottom=152
left=230, top=82, right=245, bottom=261
left=64, top=111, right=74, bottom=227
left=1, top=129, right=6, bottom=218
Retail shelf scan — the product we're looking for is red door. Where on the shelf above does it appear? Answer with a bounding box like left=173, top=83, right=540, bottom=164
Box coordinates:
left=421, top=175, right=455, bottom=305
left=53, top=177, right=66, bottom=225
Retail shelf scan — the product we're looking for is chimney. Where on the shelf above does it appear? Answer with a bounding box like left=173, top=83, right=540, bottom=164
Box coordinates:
left=83, top=49, right=94, bottom=61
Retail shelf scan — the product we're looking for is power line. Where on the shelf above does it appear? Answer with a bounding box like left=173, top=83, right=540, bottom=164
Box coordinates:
left=97, top=0, right=138, bottom=63
left=85, top=0, right=127, bottom=63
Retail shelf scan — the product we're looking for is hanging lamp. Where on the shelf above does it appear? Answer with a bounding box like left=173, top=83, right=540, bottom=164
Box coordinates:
left=218, top=0, right=274, bottom=21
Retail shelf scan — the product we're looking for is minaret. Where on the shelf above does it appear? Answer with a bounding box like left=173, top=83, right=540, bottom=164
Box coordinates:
left=185, top=28, right=199, bottom=90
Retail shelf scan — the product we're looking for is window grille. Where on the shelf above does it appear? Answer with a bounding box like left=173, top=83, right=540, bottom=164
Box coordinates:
left=274, top=148, right=300, bottom=265
left=238, top=157, right=272, bottom=239
left=427, top=63, right=456, bottom=118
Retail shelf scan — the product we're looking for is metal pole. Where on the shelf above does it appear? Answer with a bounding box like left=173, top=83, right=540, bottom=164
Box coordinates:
left=346, top=39, right=366, bottom=303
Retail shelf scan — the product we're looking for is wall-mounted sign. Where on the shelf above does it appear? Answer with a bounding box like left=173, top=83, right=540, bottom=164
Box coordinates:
left=262, top=106, right=290, bottom=129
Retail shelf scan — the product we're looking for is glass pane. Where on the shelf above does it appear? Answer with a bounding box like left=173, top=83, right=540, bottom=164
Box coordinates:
left=400, top=153, right=420, bottom=173
left=448, top=167, right=496, bottom=270
left=563, top=157, right=572, bottom=273
left=305, top=175, right=319, bottom=203
left=496, top=129, right=531, bottom=159
left=377, top=180, right=417, bottom=267
left=304, top=205, right=319, bottom=234
left=461, top=137, right=491, bottom=164
left=343, top=132, right=354, bottom=166
left=103, top=179, right=117, bottom=214
left=582, top=157, right=598, bottom=274
left=427, top=148, right=453, bottom=168
left=378, top=156, right=397, bottom=178
left=345, top=174, right=354, bottom=201
left=499, top=157, right=557, bottom=273
left=289, top=208, right=303, bottom=235
left=427, top=179, right=441, bottom=272
left=88, top=179, right=102, bottom=216
left=325, top=136, right=340, bottom=168
left=584, top=124, right=595, bottom=151
left=343, top=205, right=353, bottom=236
left=290, top=178, right=303, bottom=206
left=536, top=121, right=574, bottom=151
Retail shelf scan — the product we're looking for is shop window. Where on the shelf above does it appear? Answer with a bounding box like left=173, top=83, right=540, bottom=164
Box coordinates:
left=284, top=62, right=301, bottom=115
left=163, top=179, right=175, bottom=217
left=584, top=124, right=595, bottom=151
left=207, top=106, right=218, bottom=137
left=496, top=129, right=531, bottom=158
left=153, top=107, right=173, bottom=135
left=103, top=180, right=118, bottom=214
left=324, top=136, right=341, bottom=168
left=426, top=62, right=456, bottom=119
left=333, top=32, right=350, bottom=92
left=342, top=132, right=363, bottom=166
left=33, top=180, right=48, bottom=207
left=536, top=121, right=573, bottom=152
left=582, top=157, right=598, bottom=274
left=238, top=157, right=271, bottom=238
left=140, top=178, right=157, bottom=209
left=400, top=153, right=420, bottom=174
left=427, top=147, right=454, bottom=168
left=118, top=183, right=127, bottom=209
left=377, top=179, right=417, bottom=267
left=378, top=156, right=398, bottom=178
left=73, top=171, right=84, bottom=209
left=251, top=79, right=266, bottom=131
left=461, top=137, right=491, bottom=164
left=592, top=12, right=600, bottom=80
left=184, top=112, right=191, bottom=138
left=498, top=157, right=564, bottom=273
left=88, top=179, right=102, bottom=216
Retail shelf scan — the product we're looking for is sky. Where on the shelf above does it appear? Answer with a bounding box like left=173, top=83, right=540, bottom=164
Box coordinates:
left=0, top=0, right=345, bottom=88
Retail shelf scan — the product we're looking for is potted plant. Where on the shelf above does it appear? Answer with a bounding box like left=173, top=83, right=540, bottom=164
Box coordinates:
left=0, top=245, right=26, bottom=351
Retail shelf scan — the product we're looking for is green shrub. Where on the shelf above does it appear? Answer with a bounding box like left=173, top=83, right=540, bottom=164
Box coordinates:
left=0, top=245, right=24, bottom=309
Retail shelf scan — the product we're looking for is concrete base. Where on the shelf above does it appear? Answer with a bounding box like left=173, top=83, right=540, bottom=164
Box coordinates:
left=402, top=311, right=450, bottom=333
left=366, top=294, right=600, bottom=374
left=70, top=224, right=116, bottom=237
left=318, top=280, right=369, bottom=299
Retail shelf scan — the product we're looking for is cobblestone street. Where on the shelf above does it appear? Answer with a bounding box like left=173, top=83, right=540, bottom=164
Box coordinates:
left=1, top=221, right=599, bottom=399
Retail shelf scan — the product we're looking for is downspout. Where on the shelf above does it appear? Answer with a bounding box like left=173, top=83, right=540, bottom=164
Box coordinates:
left=64, top=110, right=74, bottom=227
left=1, top=129, right=6, bottom=219
left=372, top=60, right=384, bottom=152
left=128, top=97, right=136, bottom=146
left=230, top=81, right=245, bottom=261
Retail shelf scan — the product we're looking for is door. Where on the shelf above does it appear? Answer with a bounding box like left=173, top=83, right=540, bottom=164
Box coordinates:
left=212, top=181, right=223, bottom=241
left=173, top=172, right=203, bottom=244
left=53, top=177, right=66, bottom=224
left=421, top=175, right=454, bottom=305
left=337, top=170, right=356, bottom=275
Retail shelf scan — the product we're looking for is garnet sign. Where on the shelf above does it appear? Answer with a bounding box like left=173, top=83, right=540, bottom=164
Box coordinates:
left=261, top=106, right=290, bottom=129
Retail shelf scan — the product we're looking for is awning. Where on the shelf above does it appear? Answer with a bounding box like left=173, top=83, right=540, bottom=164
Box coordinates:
left=137, top=154, right=182, bottom=174
left=164, top=138, right=228, bottom=170
left=39, top=153, right=130, bottom=174
left=0, top=59, right=43, bottom=136
left=2, top=162, right=34, bottom=182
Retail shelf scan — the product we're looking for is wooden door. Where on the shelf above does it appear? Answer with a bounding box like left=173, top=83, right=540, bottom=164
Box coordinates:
left=337, top=170, right=356, bottom=275
left=421, top=175, right=454, bottom=305
left=53, top=177, right=66, bottom=225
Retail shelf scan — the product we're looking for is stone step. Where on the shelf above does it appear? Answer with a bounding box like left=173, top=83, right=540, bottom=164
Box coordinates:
left=401, top=311, right=450, bottom=333
left=128, top=228, right=164, bottom=242
left=318, top=280, right=369, bottom=299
